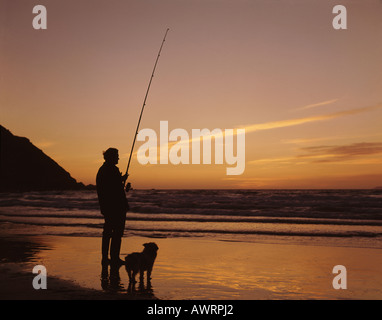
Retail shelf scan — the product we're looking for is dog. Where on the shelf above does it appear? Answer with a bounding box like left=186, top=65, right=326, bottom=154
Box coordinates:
left=124, top=242, right=159, bottom=283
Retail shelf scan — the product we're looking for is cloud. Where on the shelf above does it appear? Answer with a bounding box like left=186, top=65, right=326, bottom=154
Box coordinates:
left=222, top=173, right=382, bottom=189
left=282, top=137, right=330, bottom=145
left=282, top=133, right=382, bottom=145
left=138, top=103, right=382, bottom=155
left=248, top=156, right=296, bottom=164
left=241, top=103, right=382, bottom=134
left=130, top=103, right=382, bottom=167
left=299, top=142, right=382, bottom=163
left=293, top=98, right=339, bottom=111
left=249, top=142, right=382, bottom=166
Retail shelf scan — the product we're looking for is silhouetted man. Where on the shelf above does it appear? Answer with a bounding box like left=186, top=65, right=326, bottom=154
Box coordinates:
left=96, top=148, right=129, bottom=266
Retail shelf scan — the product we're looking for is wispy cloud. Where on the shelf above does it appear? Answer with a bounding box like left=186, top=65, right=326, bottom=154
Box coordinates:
left=241, top=103, right=382, bottom=134
left=293, top=98, right=339, bottom=111
left=299, top=142, right=382, bottom=163
left=249, top=156, right=296, bottom=164
left=282, top=133, right=382, bottom=145
left=222, top=173, right=382, bottom=189
left=249, top=142, right=382, bottom=165
left=128, top=103, right=382, bottom=166
left=282, top=137, right=336, bottom=145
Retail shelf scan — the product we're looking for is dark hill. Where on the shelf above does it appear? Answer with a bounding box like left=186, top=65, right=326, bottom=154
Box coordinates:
left=0, top=125, right=85, bottom=192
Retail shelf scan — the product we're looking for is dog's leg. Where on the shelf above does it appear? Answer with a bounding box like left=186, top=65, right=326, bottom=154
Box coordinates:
left=147, top=270, right=152, bottom=286
left=147, top=266, right=153, bottom=280
left=127, top=268, right=132, bottom=282
left=132, top=270, right=137, bottom=284
left=139, top=269, right=144, bottom=283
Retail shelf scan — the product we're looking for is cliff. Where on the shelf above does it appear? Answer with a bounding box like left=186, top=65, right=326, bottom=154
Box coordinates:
left=0, top=125, right=85, bottom=192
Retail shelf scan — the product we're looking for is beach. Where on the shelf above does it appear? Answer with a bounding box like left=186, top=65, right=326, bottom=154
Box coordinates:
left=1, top=228, right=382, bottom=300
left=1, top=189, right=382, bottom=300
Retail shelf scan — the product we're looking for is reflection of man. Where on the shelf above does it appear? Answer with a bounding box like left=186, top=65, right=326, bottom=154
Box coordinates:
left=96, top=148, right=129, bottom=266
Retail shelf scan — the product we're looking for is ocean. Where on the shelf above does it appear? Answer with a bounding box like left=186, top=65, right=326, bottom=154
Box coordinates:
left=1, top=189, right=382, bottom=248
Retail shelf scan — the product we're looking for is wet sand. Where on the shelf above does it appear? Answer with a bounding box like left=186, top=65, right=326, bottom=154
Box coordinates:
left=1, top=231, right=382, bottom=300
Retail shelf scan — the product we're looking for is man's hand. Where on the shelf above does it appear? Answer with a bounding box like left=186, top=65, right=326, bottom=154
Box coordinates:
left=121, top=173, right=129, bottom=183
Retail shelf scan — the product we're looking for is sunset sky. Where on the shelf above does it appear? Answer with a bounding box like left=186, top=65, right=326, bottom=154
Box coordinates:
left=2, top=0, right=382, bottom=189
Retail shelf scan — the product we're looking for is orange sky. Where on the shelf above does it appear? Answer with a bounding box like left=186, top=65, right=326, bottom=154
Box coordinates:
left=1, top=0, right=382, bottom=189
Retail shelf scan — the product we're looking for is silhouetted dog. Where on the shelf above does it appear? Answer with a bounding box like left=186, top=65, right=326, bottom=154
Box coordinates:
left=124, top=242, right=159, bottom=283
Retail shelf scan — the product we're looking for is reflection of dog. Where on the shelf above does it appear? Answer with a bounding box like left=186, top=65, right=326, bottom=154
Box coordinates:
left=125, top=242, right=159, bottom=283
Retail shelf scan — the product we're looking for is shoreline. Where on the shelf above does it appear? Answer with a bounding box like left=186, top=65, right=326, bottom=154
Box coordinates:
left=1, top=231, right=382, bottom=300
left=0, top=235, right=147, bottom=300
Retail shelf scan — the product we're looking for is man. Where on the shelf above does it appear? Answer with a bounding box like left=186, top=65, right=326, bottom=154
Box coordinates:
left=96, top=148, right=130, bottom=266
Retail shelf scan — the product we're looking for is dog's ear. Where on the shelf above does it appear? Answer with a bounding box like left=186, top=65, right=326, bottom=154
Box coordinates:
left=143, top=243, right=148, bottom=248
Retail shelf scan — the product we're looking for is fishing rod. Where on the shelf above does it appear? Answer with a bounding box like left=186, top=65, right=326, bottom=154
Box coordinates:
left=124, top=28, right=170, bottom=189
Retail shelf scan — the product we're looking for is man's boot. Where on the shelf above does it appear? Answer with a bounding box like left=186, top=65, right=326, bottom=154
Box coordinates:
left=110, top=237, right=124, bottom=266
